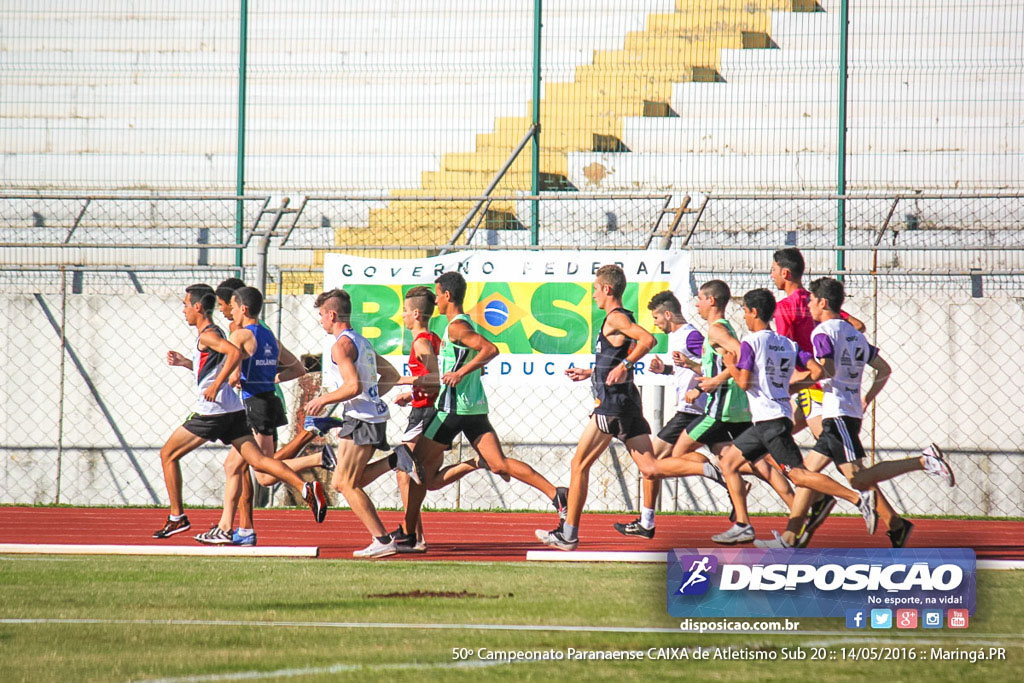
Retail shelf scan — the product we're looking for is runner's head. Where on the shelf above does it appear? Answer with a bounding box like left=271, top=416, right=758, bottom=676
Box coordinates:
left=216, top=277, right=246, bottom=321
left=231, top=286, right=264, bottom=324
left=647, top=290, right=684, bottom=333
left=314, top=288, right=352, bottom=331
left=742, top=288, right=776, bottom=330
left=184, top=284, right=216, bottom=326
left=696, top=280, right=730, bottom=320
left=403, top=285, right=436, bottom=329
left=593, top=264, right=626, bottom=310
left=771, top=248, right=805, bottom=290
left=434, top=271, right=467, bottom=314
left=808, top=277, right=844, bottom=321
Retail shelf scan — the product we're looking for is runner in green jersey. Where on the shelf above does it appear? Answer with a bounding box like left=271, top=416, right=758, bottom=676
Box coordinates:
left=402, top=271, right=567, bottom=538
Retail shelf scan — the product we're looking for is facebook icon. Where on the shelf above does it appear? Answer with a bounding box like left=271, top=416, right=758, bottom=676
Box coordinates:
left=846, top=609, right=866, bottom=629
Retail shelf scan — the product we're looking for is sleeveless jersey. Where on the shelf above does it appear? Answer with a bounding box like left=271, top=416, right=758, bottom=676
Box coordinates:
left=193, top=324, right=244, bottom=415
left=811, top=318, right=878, bottom=419
left=701, top=319, right=751, bottom=422
left=322, top=329, right=390, bottom=423
left=239, top=323, right=279, bottom=399
left=592, top=308, right=643, bottom=416
left=667, top=323, right=706, bottom=415
left=736, top=329, right=802, bottom=423
left=409, top=331, right=442, bottom=408
left=435, top=314, right=488, bottom=415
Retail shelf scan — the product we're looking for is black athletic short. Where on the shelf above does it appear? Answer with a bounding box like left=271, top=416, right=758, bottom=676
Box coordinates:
left=813, top=416, right=866, bottom=466
left=335, top=416, right=389, bottom=451
left=594, top=407, right=651, bottom=443
left=424, top=411, right=495, bottom=449
left=657, top=410, right=704, bottom=445
left=243, top=391, right=287, bottom=437
left=183, top=411, right=250, bottom=445
left=732, top=417, right=803, bottom=471
left=402, top=405, right=437, bottom=442
left=685, top=414, right=752, bottom=446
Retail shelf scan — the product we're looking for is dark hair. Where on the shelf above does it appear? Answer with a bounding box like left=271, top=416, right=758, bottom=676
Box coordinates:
left=435, top=271, right=467, bottom=306
left=232, top=286, right=264, bottom=319
left=216, top=277, right=246, bottom=304
left=699, top=280, right=731, bottom=308
left=808, top=277, right=844, bottom=313
left=647, top=290, right=683, bottom=317
left=773, top=248, right=805, bottom=280
left=314, top=288, right=352, bottom=319
left=405, top=285, right=436, bottom=318
left=743, top=288, right=776, bottom=323
left=595, top=264, right=627, bottom=298
left=185, top=284, right=216, bottom=317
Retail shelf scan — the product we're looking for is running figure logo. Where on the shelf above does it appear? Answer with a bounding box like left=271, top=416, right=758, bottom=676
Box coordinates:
left=677, top=554, right=718, bottom=595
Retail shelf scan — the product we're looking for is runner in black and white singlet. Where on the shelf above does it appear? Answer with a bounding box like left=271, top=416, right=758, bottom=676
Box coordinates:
left=536, top=265, right=660, bottom=552
left=153, top=284, right=327, bottom=540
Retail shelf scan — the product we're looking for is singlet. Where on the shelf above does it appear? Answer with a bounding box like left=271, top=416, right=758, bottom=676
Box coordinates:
left=811, top=318, right=878, bottom=419
left=435, top=314, right=488, bottom=415
left=239, top=323, right=279, bottom=399
left=193, top=324, right=244, bottom=416
left=736, top=329, right=804, bottom=423
left=322, top=328, right=390, bottom=423
left=592, top=308, right=643, bottom=416
left=667, top=323, right=706, bottom=415
left=408, top=331, right=442, bottom=408
left=701, top=319, right=751, bottom=422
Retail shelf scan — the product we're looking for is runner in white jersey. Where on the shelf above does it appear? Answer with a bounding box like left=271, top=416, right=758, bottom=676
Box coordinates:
left=153, top=284, right=327, bottom=540
left=611, top=290, right=728, bottom=540
left=300, top=289, right=409, bottom=559
left=710, top=289, right=874, bottom=546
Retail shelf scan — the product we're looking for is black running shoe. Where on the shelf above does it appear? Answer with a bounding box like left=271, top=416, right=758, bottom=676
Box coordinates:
left=800, top=494, right=837, bottom=537
left=320, top=444, right=337, bottom=472
left=887, top=519, right=914, bottom=548
left=153, top=515, right=191, bottom=539
left=613, top=517, right=655, bottom=539
left=553, top=486, right=568, bottom=522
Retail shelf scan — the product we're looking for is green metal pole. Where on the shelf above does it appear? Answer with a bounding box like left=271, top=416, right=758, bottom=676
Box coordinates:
left=235, top=0, right=249, bottom=273
left=530, top=0, right=541, bottom=246
left=836, top=0, right=848, bottom=279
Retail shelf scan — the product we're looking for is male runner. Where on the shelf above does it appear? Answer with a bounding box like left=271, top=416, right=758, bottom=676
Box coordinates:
left=710, top=288, right=875, bottom=545
left=535, top=264, right=660, bottom=551
left=611, top=290, right=724, bottom=539
left=155, top=284, right=326, bottom=538
left=402, top=272, right=567, bottom=540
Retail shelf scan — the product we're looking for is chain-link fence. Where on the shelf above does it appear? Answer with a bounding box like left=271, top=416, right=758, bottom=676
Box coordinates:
left=3, top=193, right=1021, bottom=520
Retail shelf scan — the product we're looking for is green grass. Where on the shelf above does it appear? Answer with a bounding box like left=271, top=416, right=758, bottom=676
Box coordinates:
left=0, top=557, right=1021, bottom=681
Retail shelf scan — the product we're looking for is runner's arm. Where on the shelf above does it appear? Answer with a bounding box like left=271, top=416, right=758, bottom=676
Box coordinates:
left=374, top=352, right=401, bottom=397
left=862, top=352, right=891, bottom=409
left=304, top=336, right=360, bottom=415
left=442, top=319, right=497, bottom=386
left=276, top=343, right=306, bottom=383
left=198, top=330, right=242, bottom=402
left=605, top=310, right=656, bottom=385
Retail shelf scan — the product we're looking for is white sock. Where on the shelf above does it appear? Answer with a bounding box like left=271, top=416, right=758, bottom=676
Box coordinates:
left=236, top=527, right=254, bottom=536
left=640, top=507, right=656, bottom=529
left=169, top=513, right=185, bottom=521
left=562, top=523, right=578, bottom=541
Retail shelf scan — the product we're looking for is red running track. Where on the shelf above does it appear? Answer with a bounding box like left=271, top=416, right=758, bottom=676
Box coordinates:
left=1, top=507, right=1021, bottom=561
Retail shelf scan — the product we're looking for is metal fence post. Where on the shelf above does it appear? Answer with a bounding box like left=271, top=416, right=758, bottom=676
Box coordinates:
left=235, top=0, right=249, bottom=275
left=836, top=0, right=849, bottom=279
left=530, top=0, right=542, bottom=246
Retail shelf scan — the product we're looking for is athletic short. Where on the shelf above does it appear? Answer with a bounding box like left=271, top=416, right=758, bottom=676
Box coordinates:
left=424, top=411, right=495, bottom=448
left=402, top=405, right=437, bottom=443
left=335, top=416, right=389, bottom=451
left=657, top=410, right=704, bottom=445
left=795, top=387, right=824, bottom=420
left=732, top=417, right=803, bottom=472
left=594, top=408, right=651, bottom=443
left=685, top=414, right=752, bottom=447
left=813, top=416, right=866, bottom=466
left=183, top=411, right=250, bottom=445
left=243, top=391, right=287, bottom=437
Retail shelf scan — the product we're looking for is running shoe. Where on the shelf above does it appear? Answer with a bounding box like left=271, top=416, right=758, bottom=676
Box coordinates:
left=194, top=526, right=233, bottom=545
left=612, top=517, right=655, bottom=539
left=859, top=489, right=878, bottom=535
left=390, top=526, right=427, bottom=554
left=887, top=519, right=914, bottom=548
left=553, top=486, right=569, bottom=522
left=393, top=444, right=421, bottom=485
left=153, top=515, right=191, bottom=539
left=703, top=461, right=726, bottom=487
left=231, top=529, right=257, bottom=546
left=303, top=415, right=345, bottom=436
left=754, top=530, right=793, bottom=548
left=535, top=527, right=578, bottom=551
left=353, top=537, right=397, bottom=559
left=922, top=443, right=955, bottom=487
left=800, top=494, right=837, bottom=538
left=320, top=443, right=337, bottom=472
left=711, top=523, right=755, bottom=545
left=303, top=480, right=328, bottom=523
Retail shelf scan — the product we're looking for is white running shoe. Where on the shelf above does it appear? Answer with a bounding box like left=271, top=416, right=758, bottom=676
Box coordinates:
left=922, top=443, right=955, bottom=487
left=535, top=528, right=578, bottom=551
left=711, top=523, right=755, bottom=545
left=353, top=537, right=397, bottom=559
left=753, top=530, right=793, bottom=548
left=859, top=490, right=878, bottom=534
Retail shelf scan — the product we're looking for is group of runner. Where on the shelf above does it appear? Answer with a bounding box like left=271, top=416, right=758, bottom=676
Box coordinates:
left=151, top=247, right=955, bottom=557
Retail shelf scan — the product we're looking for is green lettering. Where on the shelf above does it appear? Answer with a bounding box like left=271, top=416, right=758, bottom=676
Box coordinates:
left=529, top=283, right=589, bottom=354
left=346, top=285, right=401, bottom=354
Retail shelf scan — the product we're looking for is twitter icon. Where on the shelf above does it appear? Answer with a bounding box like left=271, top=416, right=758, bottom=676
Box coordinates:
left=870, top=609, right=892, bottom=629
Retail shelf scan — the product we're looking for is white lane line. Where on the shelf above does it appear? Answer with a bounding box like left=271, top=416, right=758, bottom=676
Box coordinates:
left=0, top=544, right=317, bottom=557
left=1, top=619, right=1022, bottom=643
left=139, top=658, right=507, bottom=683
